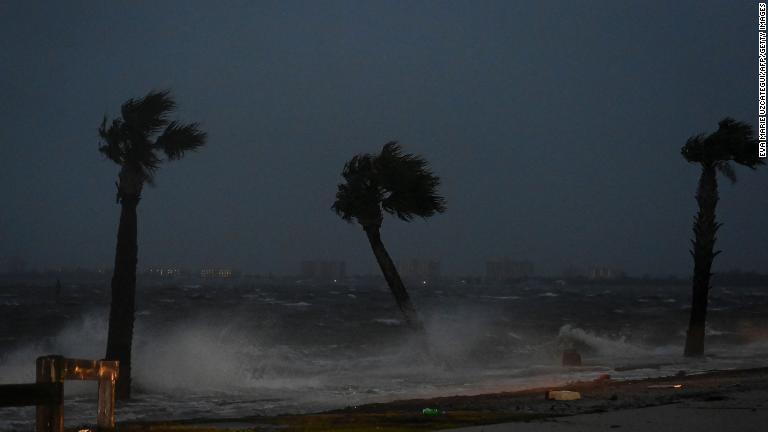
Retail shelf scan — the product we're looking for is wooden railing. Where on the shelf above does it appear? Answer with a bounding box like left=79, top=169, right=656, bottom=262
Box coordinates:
left=0, top=355, right=119, bottom=432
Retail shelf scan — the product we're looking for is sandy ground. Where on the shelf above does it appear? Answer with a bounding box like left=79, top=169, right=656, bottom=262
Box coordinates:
left=442, top=389, right=768, bottom=431
left=325, top=366, right=768, bottom=416
left=112, top=367, right=768, bottom=431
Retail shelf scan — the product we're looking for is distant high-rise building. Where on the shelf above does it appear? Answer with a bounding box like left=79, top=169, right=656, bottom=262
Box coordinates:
left=586, top=266, right=625, bottom=280
left=561, top=266, right=625, bottom=280
left=2, top=256, right=27, bottom=274
left=485, top=258, right=534, bottom=281
left=144, top=267, right=182, bottom=278
left=300, top=260, right=346, bottom=282
left=399, top=259, right=441, bottom=282
left=200, top=268, right=240, bottom=279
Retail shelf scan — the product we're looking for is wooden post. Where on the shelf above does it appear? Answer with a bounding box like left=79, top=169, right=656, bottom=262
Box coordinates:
left=36, top=355, right=64, bottom=432
left=96, top=360, right=119, bottom=431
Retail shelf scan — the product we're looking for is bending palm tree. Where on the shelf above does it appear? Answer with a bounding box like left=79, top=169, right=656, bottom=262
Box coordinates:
left=681, top=118, right=762, bottom=357
left=333, top=142, right=446, bottom=331
left=99, top=90, right=206, bottom=398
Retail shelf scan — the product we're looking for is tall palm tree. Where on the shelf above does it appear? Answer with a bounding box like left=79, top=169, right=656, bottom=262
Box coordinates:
left=99, top=90, right=206, bottom=398
left=681, top=118, right=763, bottom=357
left=333, top=142, right=446, bottom=331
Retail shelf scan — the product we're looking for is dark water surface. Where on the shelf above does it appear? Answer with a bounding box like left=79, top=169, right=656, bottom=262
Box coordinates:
left=1, top=279, right=767, bottom=430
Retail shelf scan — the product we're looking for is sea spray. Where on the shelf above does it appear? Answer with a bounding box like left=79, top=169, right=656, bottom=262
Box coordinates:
left=2, top=282, right=768, bottom=429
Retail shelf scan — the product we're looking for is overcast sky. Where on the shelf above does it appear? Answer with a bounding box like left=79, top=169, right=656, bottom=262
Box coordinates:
left=0, top=0, right=764, bottom=276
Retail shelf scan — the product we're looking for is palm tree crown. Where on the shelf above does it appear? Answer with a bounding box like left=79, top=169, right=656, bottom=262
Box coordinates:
left=681, top=118, right=764, bottom=182
left=98, top=90, right=207, bottom=184
left=333, top=142, right=446, bottom=226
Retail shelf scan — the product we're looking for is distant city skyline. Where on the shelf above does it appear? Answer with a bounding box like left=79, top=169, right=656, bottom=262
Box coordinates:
left=4, top=254, right=761, bottom=279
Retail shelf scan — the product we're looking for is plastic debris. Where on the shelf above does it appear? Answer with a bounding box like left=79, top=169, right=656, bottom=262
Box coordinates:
left=546, top=390, right=582, bottom=401
left=647, top=384, right=683, bottom=389
left=594, top=373, right=611, bottom=382
left=422, top=408, right=441, bottom=416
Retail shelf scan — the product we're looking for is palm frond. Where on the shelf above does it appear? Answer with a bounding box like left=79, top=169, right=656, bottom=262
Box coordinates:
left=131, top=137, right=162, bottom=177
left=715, top=118, right=763, bottom=168
left=120, top=90, right=176, bottom=135
left=716, top=161, right=737, bottom=183
left=376, top=142, right=446, bottom=221
left=682, top=117, right=764, bottom=170
left=332, top=154, right=381, bottom=223
left=332, top=142, right=446, bottom=225
left=98, top=117, right=126, bottom=165
left=681, top=134, right=705, bottom=163
left=155, top=121, right=207, bottom=161
left=98, top=90, right=205, bottom=183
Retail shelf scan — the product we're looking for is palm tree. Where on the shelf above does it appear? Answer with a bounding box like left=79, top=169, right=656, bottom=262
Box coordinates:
left=681, top=118, right=763, bottom=357
left=333, top=142, right=446, bottom=331
left=99, top=90, right=206, bottom=398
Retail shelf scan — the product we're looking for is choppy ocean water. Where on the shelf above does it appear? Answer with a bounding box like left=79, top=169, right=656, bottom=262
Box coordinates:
left=1, top=279, right=767, bottom=430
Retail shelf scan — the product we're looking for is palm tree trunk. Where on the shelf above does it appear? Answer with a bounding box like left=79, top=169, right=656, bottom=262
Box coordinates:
left=684, top=162, right=719, bottom=357
left=105, top=193, right=140, bottom=399
left=363, top=225, right=423, bottom=331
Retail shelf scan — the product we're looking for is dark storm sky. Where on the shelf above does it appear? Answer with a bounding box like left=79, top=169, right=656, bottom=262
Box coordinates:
left=0, top=1, right=764, bottom=276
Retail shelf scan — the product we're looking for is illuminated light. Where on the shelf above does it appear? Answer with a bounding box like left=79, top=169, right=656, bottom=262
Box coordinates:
left=673, top=384, right=683, bottom=388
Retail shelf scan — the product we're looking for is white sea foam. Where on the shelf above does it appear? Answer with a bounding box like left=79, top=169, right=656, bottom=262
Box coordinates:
left=1, top=298, right=767, bottom=429
left=283, top=301, right=312, bottom=307
left=372, top=318, right=401, bottom=326
left=557, top=324, right=653, bottom=358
